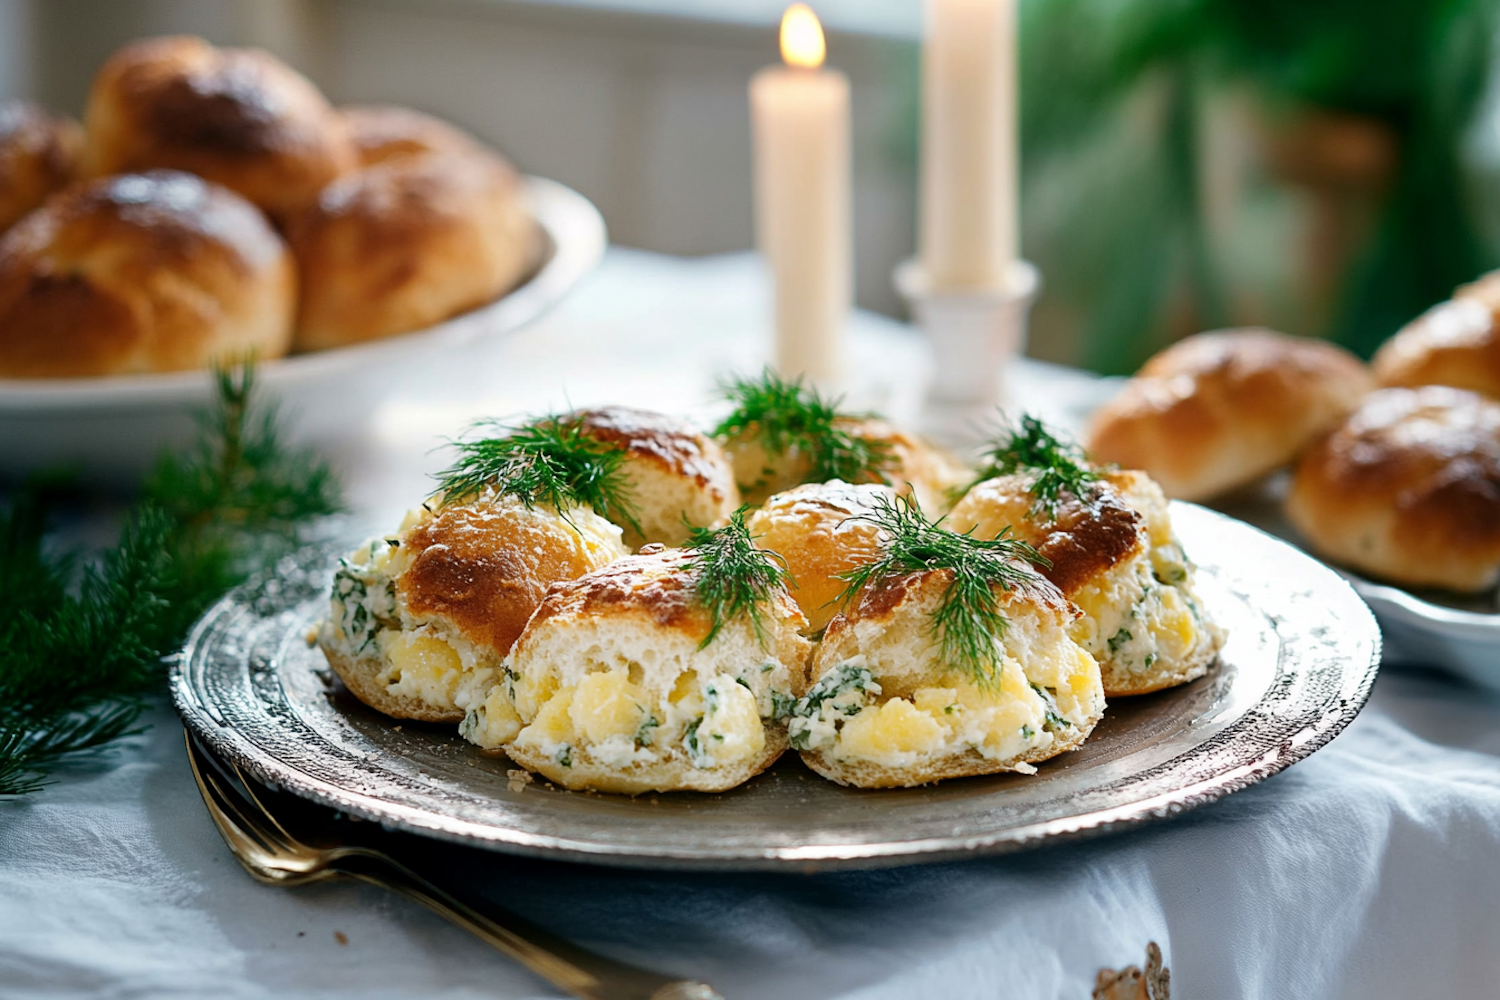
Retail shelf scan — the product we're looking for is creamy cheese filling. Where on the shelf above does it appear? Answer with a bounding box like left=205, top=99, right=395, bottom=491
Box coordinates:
left=1069, top=544, right=1211, bottom=678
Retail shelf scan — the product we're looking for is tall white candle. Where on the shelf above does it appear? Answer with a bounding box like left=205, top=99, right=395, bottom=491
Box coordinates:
left=919, top=0, right=1018, bottom=291
left=750, top=3, right=850, bottom=383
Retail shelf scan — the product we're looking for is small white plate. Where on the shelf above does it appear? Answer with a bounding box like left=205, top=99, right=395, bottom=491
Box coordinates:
left=0, top=176, right=606, bottom=485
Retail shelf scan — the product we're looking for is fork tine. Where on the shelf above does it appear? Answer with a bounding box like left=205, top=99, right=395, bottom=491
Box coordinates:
left=186, top=733, right=296, bottom=857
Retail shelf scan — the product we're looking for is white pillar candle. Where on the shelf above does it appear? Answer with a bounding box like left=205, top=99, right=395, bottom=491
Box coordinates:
left=919, top=0, right=1018, bottom=291
left=750, top=3, right=850, bottom=383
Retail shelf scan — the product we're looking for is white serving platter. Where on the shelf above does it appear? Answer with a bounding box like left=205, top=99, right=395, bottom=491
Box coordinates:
left=0, top=176, right=606, bottom=485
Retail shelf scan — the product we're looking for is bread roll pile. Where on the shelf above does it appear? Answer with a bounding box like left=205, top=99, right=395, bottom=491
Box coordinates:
left=318, top=379, right=1227, bottom=794
left=1087, top=286, right=1500, bottom=594
left=0, top=36, right=536, bottom=379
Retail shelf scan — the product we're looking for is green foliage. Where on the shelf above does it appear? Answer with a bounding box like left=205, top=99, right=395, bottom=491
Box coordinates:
left=683, top=507, right=791, bottom=650
left=435, top=415, right=641, bottom=534
left=713, top=370, right=895, bottom=487
left=0, top=365, right=341, bottom=796
left=963, top=415, right=1102, bottom=519
left=837, top=495, right=1047, bottom=688
left=1021, top=0, right=1499, bottom=369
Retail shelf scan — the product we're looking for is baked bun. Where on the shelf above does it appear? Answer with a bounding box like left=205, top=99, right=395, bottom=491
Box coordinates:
left=1087, top=329, right=1373, bottom=500
left=1372, top=291, right=1500, bottom=401
left=746, top=480, right=894, bottom=632
left=0, top=101, right=82, bottom=234
left=724, top=414, right=967, bottom=513
left=285, top=151, right=536, bottom=351
left=572, top=406, right=741, bottom=549
left=318, top=493, right=628, bottom=722
left=793, top=565, right=1104, bottom=788
left=340, top=104, right=485, bottom=167
left=948, top=470, right=1223, bottom=696
left=0, top=170, right=294, bottom=377
left=457, top=548, right=812, bottom=794
left=1286, top=386, right=1500, bottom=592
left=82, top=36, right=355, bottom=222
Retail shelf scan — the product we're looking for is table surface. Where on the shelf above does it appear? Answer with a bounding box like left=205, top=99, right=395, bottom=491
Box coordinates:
left=5, top=249, right=1500, bottom=1000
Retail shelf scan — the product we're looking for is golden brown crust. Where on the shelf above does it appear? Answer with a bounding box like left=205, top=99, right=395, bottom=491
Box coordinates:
left=82, top=36, right=355, bottom=223
left=398, top=500, right=607, bottom=658
left=946, top=473, right=1143, bottom=597
left=321, top=646, right=464, bottom=724
left=835, top=564, right=1075, bottom=634
left=0, top=170, right=294, bottom=377
left=1099, top=656, right=1212, bottom=698
left=285, top=151, right=537, bottom=351
left=0, top=101, right=82, bottom=234
left=576, top=406, right=726, bottom=491
left=1286, top=386, right=1500, bottom=592
left=526, top=548, right=712, bottom=640
left=747, top=481, right=893, bottom=632
left=339, top=104, right=485, bottom=167
left=1087, top=329, right=1373, bottom=500
left=1372, top=294, right=1500, bottom=401
left=800, top=726, right=1091, bottom=789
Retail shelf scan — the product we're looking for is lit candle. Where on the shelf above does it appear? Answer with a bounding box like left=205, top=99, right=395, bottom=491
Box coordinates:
left=920, top=0, right=1017, bottom=291
left=750, top=3, right=850, bottom=383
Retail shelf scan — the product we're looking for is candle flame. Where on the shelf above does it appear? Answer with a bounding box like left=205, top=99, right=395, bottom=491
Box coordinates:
left=780, top=4, right=826, bottom=70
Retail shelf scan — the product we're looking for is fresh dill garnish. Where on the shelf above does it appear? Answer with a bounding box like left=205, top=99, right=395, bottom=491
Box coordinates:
left=682, top=507, right=790, bottom=650
left=0, top=364, right=341, bottom=797
left=836, top=494, right=1047, bottom=688
left=713, top=369, right=895, bottom=486
left=434, top=415, right=642, bottom=534
left=963, top=414, right=1102, bottom=519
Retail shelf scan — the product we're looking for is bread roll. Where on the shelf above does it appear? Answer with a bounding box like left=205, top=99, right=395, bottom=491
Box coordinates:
left=1372, top=289, right=1500, bottom=401
left=0, top=101, right=82, bottom=234
left=948, top=470, right=1223, bottom=696
left=572, top=406, right=741, bottom=549
left=82, top=36, right=355, bottom=222
left=457, top=548, right=812, bottom=794
left=793, top=566, right=1104, bottom=788
left=1087, top=329, right=1372, bottom=501
left=747, top=481, right=894, bottom=632
left=318, top=492, right=628, bottom=722
left=340, top=104, right=485, bottom=167
left=725, top=414, right=968, bottom=514
left=0, top=170, right=294, bottom=378
left=286, top=151, right=536, bottom=351
left=1286, top=386, right=1500, bottom=593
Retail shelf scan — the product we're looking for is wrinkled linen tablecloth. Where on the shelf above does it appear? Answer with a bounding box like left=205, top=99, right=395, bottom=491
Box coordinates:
left=4, top=251, right=1500, bottom=1000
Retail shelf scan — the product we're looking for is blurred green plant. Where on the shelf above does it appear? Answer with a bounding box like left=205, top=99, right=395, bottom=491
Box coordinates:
left=1021, top=0, right=1499, bottom=371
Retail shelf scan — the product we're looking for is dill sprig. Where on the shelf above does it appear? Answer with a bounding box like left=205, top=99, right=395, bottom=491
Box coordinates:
left=434, top=416, right=642, bottom=534
left=964, top=414, right=1102, bottom=519
left=713, top=369, right=895, bottom=485
left=837, top=495, right=1047, bottom=687
left=683, top=507, right=791, bottom=649
left=0, top=364, right=341, bottom=796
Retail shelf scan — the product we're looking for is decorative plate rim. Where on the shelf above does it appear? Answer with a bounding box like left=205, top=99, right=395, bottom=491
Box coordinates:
left=171, top=503, right=1381, bottom=871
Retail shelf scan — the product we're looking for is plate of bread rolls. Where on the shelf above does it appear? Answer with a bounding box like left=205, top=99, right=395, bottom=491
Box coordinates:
left=0, top=37, right=605, bottom=483
left=172, top=372, right=1379, bottom=870
left=1086, top=312, right=1500, bottom=691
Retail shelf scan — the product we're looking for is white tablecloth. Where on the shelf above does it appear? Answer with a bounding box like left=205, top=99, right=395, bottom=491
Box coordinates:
left=5, top=250, right=1500, bottom=1000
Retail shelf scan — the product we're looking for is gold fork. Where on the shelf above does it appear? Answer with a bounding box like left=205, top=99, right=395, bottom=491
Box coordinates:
left=185, top=731, right=723, bottom=1000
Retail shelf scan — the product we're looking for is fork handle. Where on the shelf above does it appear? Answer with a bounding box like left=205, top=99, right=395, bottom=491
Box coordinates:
left=335, top=852, right=721, bottom=1000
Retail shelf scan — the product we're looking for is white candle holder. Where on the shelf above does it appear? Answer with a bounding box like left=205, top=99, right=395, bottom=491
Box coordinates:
left=894, top=258, right=1041, bottom=444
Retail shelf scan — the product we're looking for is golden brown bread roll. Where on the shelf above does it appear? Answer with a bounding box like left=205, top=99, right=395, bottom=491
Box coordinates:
left=1372, top=285, right=1500, bottom=401
left=285, top=151, right=536, bottom=351
left=1286, top=386, right=1500, bottom=593
left=0, top=170, right=294, bottom=378
left=318, top=493, right=629, bottom=723
left=81, top=36, right=355, bottom=223
left=1087, top=329, right=1373, bottom=500
left=571, top=406, right=741, bottom=549
left=746, top=480, right=894, bottom=632
left=0, top=101, right=82, bottom=234
left=340, top=104, right=485, bottom=167
left=459, top=547, right=811, bottom=794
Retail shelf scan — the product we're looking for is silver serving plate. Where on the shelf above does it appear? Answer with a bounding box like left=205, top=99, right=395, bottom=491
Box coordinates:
left=171, top=503, right=1380, bottom=872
